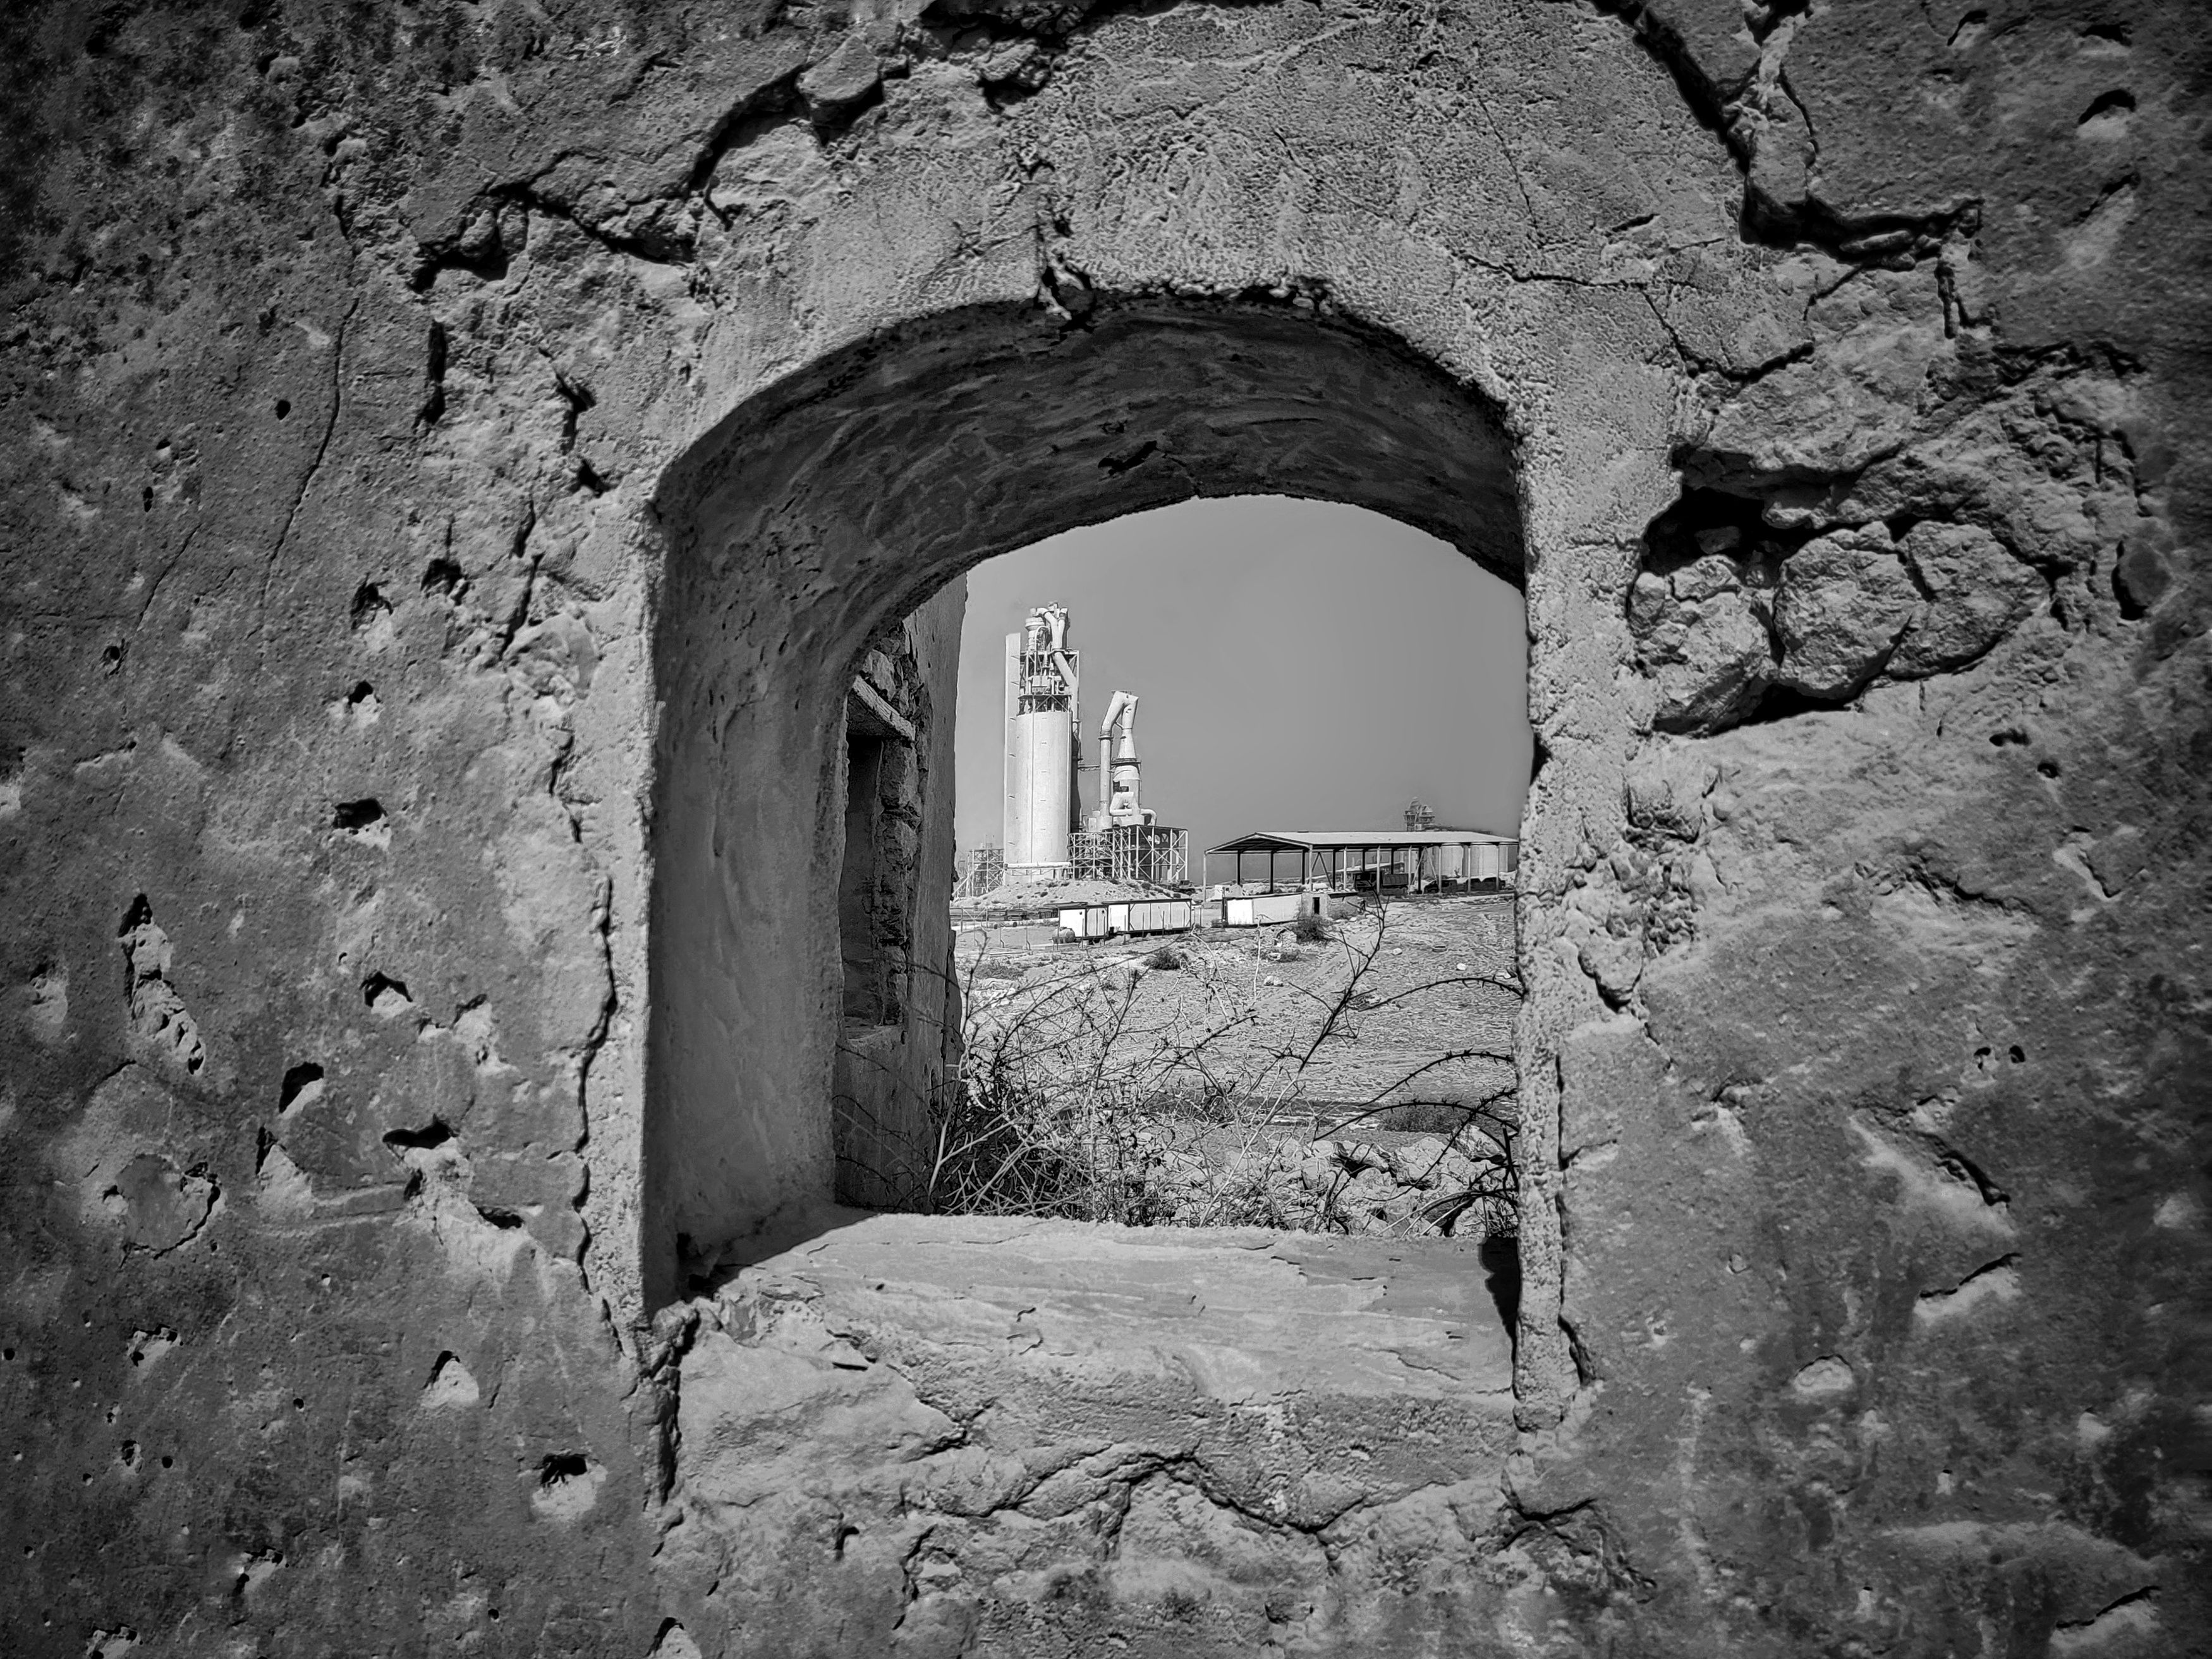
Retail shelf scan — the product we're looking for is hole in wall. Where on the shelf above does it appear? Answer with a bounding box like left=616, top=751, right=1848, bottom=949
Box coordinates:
left=361, top=972, right=413, bottom=1016
left=2111, top=542, right=2168, bottom=620
left=336, top=680, right=382, bottom=729
left=538, top=1452, right=590, bottom=1486
left=349, top=584, right=399, bottom=653
left=331, top=799, right=384, bottom=832
left=331, top=799, right=391, bottom=849
left=2076, top=88, right=2136, bottom=139
left=422, top=1352, right=480, bottom=1407
left=382, top=1119, right=453, bottom=1152
left=277, top=1062, right=324, bottom=1114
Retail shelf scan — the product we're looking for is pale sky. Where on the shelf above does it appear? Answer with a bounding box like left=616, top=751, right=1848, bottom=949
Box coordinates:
left=954, top=495, right=1528, bottom=863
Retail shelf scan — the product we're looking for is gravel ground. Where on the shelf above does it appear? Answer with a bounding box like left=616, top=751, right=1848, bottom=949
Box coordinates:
left=955, top=892, right=1519, bottom=1124
left=947, top=895, right=1522, bottom=1236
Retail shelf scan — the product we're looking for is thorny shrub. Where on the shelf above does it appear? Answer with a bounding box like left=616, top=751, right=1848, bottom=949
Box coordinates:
left=923, top=899, right=1521, bottom=1239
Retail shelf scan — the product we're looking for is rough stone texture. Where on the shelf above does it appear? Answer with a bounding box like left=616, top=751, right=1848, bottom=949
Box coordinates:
left=664, top=1214, right=1516, bottom=1655
left=1631, top=556, right=1779, bottom=732
left=1771, top=525, right=1921, bottom=697
left=0, top=1, right=2205, bottom=1656
left=1890, top=520, right=2051, bottom=678
left=832, top=583, right=964, bottom=1215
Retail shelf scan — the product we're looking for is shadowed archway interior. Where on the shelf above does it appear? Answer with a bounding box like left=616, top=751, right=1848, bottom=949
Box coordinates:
left=645, top=297, right=1526, bottom=1308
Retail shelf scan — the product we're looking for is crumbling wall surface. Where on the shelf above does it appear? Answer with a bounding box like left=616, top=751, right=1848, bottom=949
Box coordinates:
left=833, top=578, right=966, bottom=1209
left=2, top=4, right=676, bottom=1653
left=0, top=1, right=2204, bottom=1656
left=665, top=1216, right=1520, bottom=1657
left=1509, top=4, right=2212, bottom=1655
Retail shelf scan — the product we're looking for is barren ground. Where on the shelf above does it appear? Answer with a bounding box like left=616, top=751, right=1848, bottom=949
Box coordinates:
left=945, top=894, right=1521, bottom=1236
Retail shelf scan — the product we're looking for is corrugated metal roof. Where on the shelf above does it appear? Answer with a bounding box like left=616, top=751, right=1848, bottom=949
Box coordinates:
left=1205, top=829, right=1519, bottom=853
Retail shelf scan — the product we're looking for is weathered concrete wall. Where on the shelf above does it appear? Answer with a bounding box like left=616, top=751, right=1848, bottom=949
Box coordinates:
left=832, top=580, right=964, bottom=1214
left=1, top=0, right=2204, bottom=1655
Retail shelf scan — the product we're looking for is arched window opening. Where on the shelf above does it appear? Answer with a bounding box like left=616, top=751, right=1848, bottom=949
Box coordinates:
left=646, top=300, right=1528, bottom=1339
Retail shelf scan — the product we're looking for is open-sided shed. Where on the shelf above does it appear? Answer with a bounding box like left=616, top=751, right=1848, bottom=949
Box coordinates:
left=1204, top=829, right=1519, bottom=894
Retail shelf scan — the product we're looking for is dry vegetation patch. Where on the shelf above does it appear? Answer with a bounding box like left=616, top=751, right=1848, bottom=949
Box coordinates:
left=932, top=895, right=1521, bottom=1242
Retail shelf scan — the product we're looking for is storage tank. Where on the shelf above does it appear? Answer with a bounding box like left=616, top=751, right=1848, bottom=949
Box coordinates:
left=1002, top=605, right=1079, bottom=876
left=1006, top=700, right=1074, bottom=870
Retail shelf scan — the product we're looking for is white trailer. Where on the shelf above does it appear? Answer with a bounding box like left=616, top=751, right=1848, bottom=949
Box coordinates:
left=1057, top=905, right=1110, bottom=940
left=1223, top=892, right=1324, bottom=928
left=1106, top=900, right=1194, bottom=935
left=1057, top=900, right=1194, bottom=939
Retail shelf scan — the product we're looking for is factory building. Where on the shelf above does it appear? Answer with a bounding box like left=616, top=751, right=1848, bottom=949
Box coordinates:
left=989, top=611, right=1509, bottom=906
left=998, top=604, right=1189, bottom=890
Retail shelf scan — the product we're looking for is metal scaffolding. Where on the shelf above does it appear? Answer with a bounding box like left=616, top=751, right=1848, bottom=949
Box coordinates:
left=1069, top=823, right=1189, bottom=889
left=952, top=845, right=1007, bottom=900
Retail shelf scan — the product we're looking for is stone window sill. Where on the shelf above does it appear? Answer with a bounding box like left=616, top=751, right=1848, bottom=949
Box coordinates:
left=676, top=1214, right=1516, bottom=1532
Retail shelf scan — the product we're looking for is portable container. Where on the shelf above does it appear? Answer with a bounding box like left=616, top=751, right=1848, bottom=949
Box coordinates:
left=1056, top=905, right=1109, bottom=939
left=1224, top=892, right=1324, bottom=928
left=1118, top=900, right=1193, bottom=934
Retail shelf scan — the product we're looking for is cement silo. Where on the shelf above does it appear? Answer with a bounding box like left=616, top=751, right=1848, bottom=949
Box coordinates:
left=1002, top=604, right=1080, bottom=877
